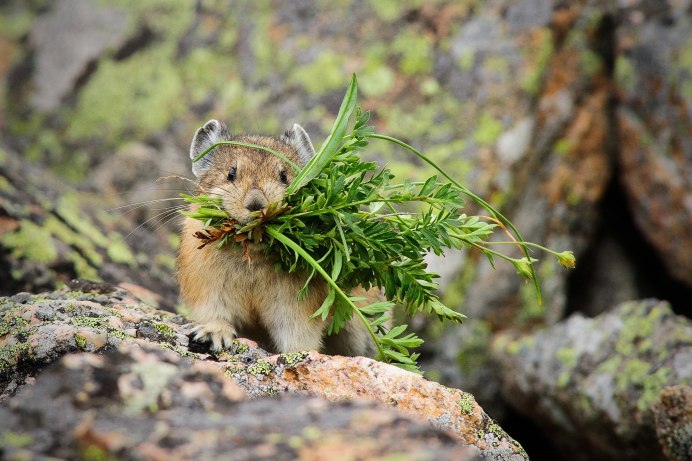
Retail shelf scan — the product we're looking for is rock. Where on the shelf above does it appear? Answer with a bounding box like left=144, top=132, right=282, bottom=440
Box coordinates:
left=653, top=385, right=692, bottom=461
left=0, top=287, right=527, bottom=460
left=614, top=0, right=692, bottom=286
left=29, top=0, right=129, bottom=111
left=0, top=144, right=179, bottom=309
left=0, top=343, right=482, bottom=461
left=491, top=299, right=692, bottom=461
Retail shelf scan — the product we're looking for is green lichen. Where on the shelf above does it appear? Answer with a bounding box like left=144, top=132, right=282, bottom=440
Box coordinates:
left=302, top=425, right=321, bottom=440
left=0, top=313, right=29, bottom=338
left=2, top=220, right=58, bottom=264
left=368, top=0, right=401, bottom=21
left=613, top=359, right=672, bottom=412
left=155, top=253, right=177, bottom=271
left=231, top=339, right=249, bottom=355
left=556, top=371, right=571, bottom=388
left=105, top=307, right=125, bottom=318
left=102, top=0, right=194, bottom=38
left=580, top=49, right=602, bottom=78
left=56, top=193, right=109, bottom=248
left=457, top=391, right=475, bottom=415
left=484, top=55, right=510, bottom=80
left=392, top=29, right=433, bottom=76
left=71, top=316, right=109, bottom=330
left=127, top=361, right=179, bottom=414
left=180, top=48, right=233, bottom=104
left=106, top=234, right=135, bottom=266
left=0, top=176, right=14, bottom=193
left=615, top=56, right=637, bottom=94
left=458, top=50, right=475, bottom=72
left=556, top=347, right=578, bottom=368
left=289, top=52, right=346, bottom=95
left=360, top=63, right=396, bottom=98
left=287, top=435, right=304, bottom=449
left=614, top=302, right=663, bottom=356
left=553, top=138, right=572, bottom=156
left=70, top=315, right=132, bottom=341
left=153, top=322, right=176, bottom=338
left=66, top=48, right=184, bottom=146
left=248, top=359, right=274, bottom=376
left=157, top=341, right=197, bottom=358
left=74, top=333, right=88, bottom=349
left=43, top=215, right=103, bottom=266
left=167, top=233, right=181, bottom=251
left=473, top=111, right=503, bottom=146
left=0, top=341, right=30, bottom=374
left=591, top=302, right=682, bottom=412
left=420, top=77, right=440, bottom=96
left=521, top=27, right=554, bottom=95
left=0, top=432, right=33, bottom=448
left=279, top=351, right=308, bottom=366
left=81, top=444, right=119, bottom=461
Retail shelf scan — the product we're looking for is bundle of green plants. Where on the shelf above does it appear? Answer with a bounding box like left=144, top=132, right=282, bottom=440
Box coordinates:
left=181, top=75, right=575, bottom=371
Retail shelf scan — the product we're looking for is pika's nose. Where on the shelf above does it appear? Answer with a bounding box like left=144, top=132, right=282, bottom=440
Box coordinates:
left=246, top=200, right=264, bottom=212
left=244, top=190, right=267, bottom=212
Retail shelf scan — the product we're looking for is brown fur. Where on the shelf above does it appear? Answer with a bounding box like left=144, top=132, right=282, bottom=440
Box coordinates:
left=178, top=127, right=379, bottom=356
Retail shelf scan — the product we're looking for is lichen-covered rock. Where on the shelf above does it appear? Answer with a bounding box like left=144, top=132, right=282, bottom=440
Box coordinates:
left=223, top=350, right=526, bottom=458
left=0, top=145, right=179, bottom=308
left=0, top=282, right=188, bottom=401
left=491, top=299, right=692, bottom=461
left=614, top=1, right=692, bottom=287
left=653, top=385, right=692, bottom=461
left=0, top=286, right=526, bottom=460
left=0, top=343, right=483, bottom=461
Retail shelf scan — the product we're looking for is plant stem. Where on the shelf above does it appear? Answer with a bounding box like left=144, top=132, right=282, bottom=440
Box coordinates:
left=483, top=240, right=561, bottom=255
left=193, top=141, right=300, bottom=171
left=265, top=225, right=386, bottom=359
left=365, top=133, right=542, bottom=304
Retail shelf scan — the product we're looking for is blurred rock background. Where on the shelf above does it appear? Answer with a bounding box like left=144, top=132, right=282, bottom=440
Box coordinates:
left=0, top=1, right=690, bottom=460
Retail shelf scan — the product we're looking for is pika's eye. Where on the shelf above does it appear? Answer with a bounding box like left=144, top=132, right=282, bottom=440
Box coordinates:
left=228, top=167, right=237, bottom=182
left=279, top=170, right=288, bottom=184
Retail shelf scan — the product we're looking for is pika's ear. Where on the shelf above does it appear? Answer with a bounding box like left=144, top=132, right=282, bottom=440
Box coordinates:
left=190, top=119, right=229, bottom=177
left=281, top=123, right=315, bottom=166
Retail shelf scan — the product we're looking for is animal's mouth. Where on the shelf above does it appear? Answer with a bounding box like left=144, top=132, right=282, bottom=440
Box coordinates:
left=191, top=200, right=290, bottom=251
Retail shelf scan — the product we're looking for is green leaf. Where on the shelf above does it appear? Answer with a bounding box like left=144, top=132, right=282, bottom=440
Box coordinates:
left=311, top=288, right=336, bottom=321
left=286, top=74, right=358, bottom=194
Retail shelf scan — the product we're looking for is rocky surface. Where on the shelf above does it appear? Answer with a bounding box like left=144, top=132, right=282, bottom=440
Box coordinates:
left=0, top=144, right=179, bottom=309
left=653, top=385, right=692, bottom=461
left=614, top=0, right=692, bottom=287
left=1, top=1, right=691, bottom=460
left=0, top=285, right=528, bottom=460
left=492, top=299, right=692, bottom=461
left=1, top=343, right=482, bottom=461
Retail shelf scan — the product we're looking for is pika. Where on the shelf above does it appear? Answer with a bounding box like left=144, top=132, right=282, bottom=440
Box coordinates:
left=178, top=120, right=378, bottom=356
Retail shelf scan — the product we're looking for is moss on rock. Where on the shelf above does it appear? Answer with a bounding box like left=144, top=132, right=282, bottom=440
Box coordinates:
left=2, top=220, right=58, bottom=264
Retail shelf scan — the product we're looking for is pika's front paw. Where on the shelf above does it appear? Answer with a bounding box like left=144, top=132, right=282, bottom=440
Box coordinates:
left=191, top=321, right=237, bottom=351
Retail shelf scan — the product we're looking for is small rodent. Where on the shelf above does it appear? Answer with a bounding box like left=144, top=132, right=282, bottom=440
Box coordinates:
left=178, top=120, right=379, bottom=356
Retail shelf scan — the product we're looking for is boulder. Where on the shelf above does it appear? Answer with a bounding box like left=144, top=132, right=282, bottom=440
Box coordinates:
left=0, top=285, right=528, bottom=460
left=491, top=299, right=692, bottom=461
left=653, top=385, right=692, bottom=461
left=0, top=145, right=179, bottom=309
left=614, top=0, right=692, bottom=287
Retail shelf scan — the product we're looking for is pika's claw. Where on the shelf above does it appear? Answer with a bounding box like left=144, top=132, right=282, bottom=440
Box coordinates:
left=191, top=321, right=237, bottom=351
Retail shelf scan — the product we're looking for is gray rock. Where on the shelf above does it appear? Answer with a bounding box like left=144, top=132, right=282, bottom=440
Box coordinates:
left=614, top=1, right=692, bottom=286
left=0, top=287, right=525, bottom=460
left=492, top=299, right=692, bottom=461
left=29, top=0, right=129, bottom=111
